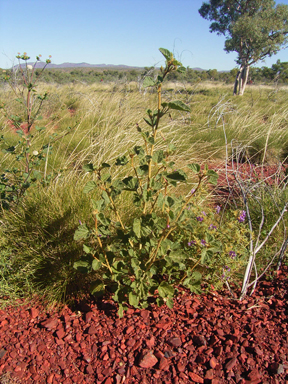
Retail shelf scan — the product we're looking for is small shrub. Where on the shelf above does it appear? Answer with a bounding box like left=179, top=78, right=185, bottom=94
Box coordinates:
left=73, top=49, right=221, bottom=316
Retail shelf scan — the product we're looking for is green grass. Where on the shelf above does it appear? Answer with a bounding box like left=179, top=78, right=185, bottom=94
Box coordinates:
left=0, top=81, right=287, bottom=307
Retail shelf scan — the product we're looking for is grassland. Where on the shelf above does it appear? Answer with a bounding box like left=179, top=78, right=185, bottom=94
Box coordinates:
left=0, top=80, right=287, bottom=307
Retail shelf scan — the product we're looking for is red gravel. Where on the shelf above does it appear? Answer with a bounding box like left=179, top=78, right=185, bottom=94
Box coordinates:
left=210, top=162, right=288, bottom=204
left=0, top=268, right=287, bottom=384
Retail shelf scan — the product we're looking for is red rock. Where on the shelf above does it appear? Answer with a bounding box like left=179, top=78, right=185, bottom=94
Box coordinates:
left=126, top=338, right=136, bottom=347
left=177, top=361, right=186, bottom=372
left=139, top=351, right=158, bottom=368
left=210, top=356, right=218, bottom=368
left=146, top=336, right=155, bottom=348
left=155, top=321, right=172, bottom=329
left=85, top=312, right=93, bottom=322
left=30, top=308, right=39, bottom=319
left=168, top=337, right=182, bottom=347
left=188, top=372, right=204, bottom=383
left=41, top=318, right=58, bottom=330
left=225, top=357, right=237, bottom=371
left=126, top=325, right=134, bottom=334
left=205, top=369, right=214, bottom=380
left=159, top=357, right=170, bottom=371
left=56, top=328, right=65, bottom=339
left=248, top=369, right=262, bottom=381
left=88, top=326, right=97, bottom=335
left=47, top=373, right=54, bottom=383
left=141, top=310, right=150, bottom=321
left=86, top=364, right=94, bottom=374
left=193, top=335, right=206, bottom=346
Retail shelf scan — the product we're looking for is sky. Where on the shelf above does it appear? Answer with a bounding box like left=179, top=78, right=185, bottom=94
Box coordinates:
left=0, top=0, right=288, bottom=71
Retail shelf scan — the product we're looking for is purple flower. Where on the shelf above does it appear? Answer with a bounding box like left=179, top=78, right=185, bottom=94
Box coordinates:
left=79, top=220, right=82, bottom=225
left=201, top=211, right=207, bottom=216
left=200, top=239, right=206, bottom=246
left=188, top=240, right=196, bottom=246
left=209, top=224, right=217, bottom=230
left=229, top=251, right=236, bottom=259
left=191, top=189, right=195, bottom=195
left=196, top=216, right=203, bottom=222
left=216, top=205, right=221, bottom=214
left=224, top=266, right=231, bottom=272
left=167, top=224, right=170, bottom=229
left=238, top=210, right=246, bottom=223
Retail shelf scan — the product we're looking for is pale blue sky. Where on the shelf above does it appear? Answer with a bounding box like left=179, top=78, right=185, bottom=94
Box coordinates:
left=1, top=0, right=287, bottom=71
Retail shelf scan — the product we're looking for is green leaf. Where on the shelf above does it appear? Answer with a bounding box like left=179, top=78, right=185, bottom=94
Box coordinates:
left=165, top=100, right=191, bottom=112
left=188, top=163, right=201, bottom=173
left=118, top=303, right=124, bottom=318
left=148, top=137, right=155, bottom=145
left=138, top=164, right=149, bottom=175
left=152, top=149, right=164, bottom=164
left=97, top=212, right=110, bottom=226
left=166, top=297, right=174, bottom=309
left=167, top=144, right=176, bottom=154
left=73, top=259, right=91, bottom=274
left=143, top=117, right=153, bottom=127
left=133, top=218, right=141, bottom=238
left=2, top=146, right=15, bottom=154
left=157, top=75, right=163, bottom=83
left=91, top=198, right=105, bottom=212
left=191, top=271, right=202, bottom=281
left=166, top=170, right=187, bottom=183
left=101, top=172, right=111, bottom=183
left=207, top=169, right=218, bottom=185
left=83, top=163, right=95, bottom=172
left=92, top=259, right=102, bottom=271
left=128, top=292, right=139, bottom=307
left=158, top=281, right=174, bottom=298
left=143, top=76, right=156, bottom=88
left=83, top=180, right=97, bottom=194
left=35, top=126, right=46, bottom=131
left=90, top=279, right=105, bottom=296
left=122, top=176, right=139, bottom=190
left=83, top=244, right=92, bottom=254
left=74, top=224, right=89, bottom=241
left=177, top=66, right=186, bottom=73
left=166, top=196, right=175, bottom=207
left=115, top=155, right=129, bottom=166
left=101, top=162, right=110, bottom=168
left=159, top=48, right=173, bottom=61
left=133, top=146, right=144, bottom=156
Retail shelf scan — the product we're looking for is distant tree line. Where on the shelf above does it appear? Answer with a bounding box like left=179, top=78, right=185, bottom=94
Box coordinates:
left=1, top=60, right=288, bottom=85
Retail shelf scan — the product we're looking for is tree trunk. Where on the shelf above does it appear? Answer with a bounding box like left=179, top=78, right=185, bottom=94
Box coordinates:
left=233, top=66, right=243, bottom=95
left=239, top=64, right=250, bottom=95
left=233, top=64, right=250, bottom=96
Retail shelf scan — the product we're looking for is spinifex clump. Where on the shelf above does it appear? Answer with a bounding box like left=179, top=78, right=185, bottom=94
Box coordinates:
left=73, top=48, right=218, bottom=316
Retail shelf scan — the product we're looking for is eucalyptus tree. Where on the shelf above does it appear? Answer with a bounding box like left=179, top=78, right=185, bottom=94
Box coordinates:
left=199, top=0, right=288, bottom=95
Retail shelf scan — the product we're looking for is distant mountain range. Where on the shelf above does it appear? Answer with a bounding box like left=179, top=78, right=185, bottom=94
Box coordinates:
left=15, top=62, right=206, bottom=71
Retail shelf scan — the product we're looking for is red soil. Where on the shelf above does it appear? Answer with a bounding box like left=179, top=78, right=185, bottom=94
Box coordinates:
left=0, top=268, right=287, bottom=383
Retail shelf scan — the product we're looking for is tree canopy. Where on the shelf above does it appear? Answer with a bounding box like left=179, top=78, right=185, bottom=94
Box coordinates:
left=199, top=0, right=288, bottom=94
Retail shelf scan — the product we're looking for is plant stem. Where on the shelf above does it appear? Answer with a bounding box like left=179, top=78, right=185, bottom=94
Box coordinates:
left=95, top=216, right=113, bottom=275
